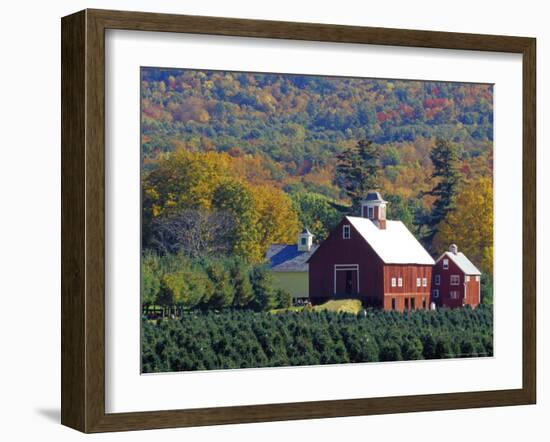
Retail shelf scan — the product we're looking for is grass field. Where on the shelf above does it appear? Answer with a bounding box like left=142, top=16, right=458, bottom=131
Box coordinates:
left=271, top=299, right=363, bottom=315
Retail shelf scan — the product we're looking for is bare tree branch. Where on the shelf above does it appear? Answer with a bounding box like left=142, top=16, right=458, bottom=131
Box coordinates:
left=149, top=209, right=235, bottom=258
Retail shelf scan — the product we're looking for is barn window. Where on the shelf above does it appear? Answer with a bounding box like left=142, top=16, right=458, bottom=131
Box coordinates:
left=475, top=275, right=480, bottom=282
left=391, top=298, right=396, bottom=310
left=422, top=277, right=428, bottom=287
left=404, top=298, right=409, bottom=310
left=422, top=297, right=426, bottom=309
left=398, top=277, right=403, bottom=287
left=450, top=291, right=459, bottom=299
left=391, top=277, right=396, bottom=288
left=435, top=274, right=440, bottom=285
left=367, top=206, right=374, bottom=219
left=411, top=297, right=416, bottom=309
left=465, top=275, right=470, bottom=282
left=301, top=237, right=306, bottom=245
left=416, top=278, right=421, bottom=287
left=433, top=289, right=439, bottom=298
left=450, top=275, right=460, bottom=285
left=343, top=225, right=350, bottom=239
left=443, top=259, right=449, bottom=270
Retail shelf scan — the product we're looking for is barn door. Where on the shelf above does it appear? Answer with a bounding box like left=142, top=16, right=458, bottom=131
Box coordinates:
left=334, top=264, right=359, bottom=296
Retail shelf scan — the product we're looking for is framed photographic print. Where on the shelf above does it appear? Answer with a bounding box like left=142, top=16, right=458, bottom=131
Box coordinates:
left=61, top=9, right=536, bottom=433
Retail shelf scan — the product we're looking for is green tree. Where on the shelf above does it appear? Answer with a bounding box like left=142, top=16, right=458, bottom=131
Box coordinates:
left=385, top=194, right=414, bottom=230
left=379, top=341, right=403, bottom=361
left=204, top=261, right=235, bottom=309
left=157, top=274, right=176, bottom=312
left=212, top=179, right=261, bottom=263
left=290, top=191, right=342, bottom=241
left=160, top=269, right=207, bottom=311
left=274, top=288, right=292, bottom=309
left=336, top=139, right=380, bottom=213
left=480, top=273, right=493, bottom=306
left=249, top=265, right=276, bottom=311
left=381, top=146, right=401, bottom=167
left=424, top=138, right=461, bottom=246
left=401, top=337, right=424, bottom=360
left=141, top=252, right=161, bottom=307
left=435, top=336, right=454, bottom=358
left=230, top=260, right=255, bottom=308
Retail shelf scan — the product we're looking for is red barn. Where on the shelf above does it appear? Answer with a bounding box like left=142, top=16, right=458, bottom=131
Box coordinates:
left=432, top=244, right=482, bottom=308
left=307, top=192, right=435, bottom=311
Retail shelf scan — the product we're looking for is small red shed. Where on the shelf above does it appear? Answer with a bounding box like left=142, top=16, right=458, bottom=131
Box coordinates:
left=307, top=192, right=435, bottom=311
left=432, top=244, right=482, bottom=308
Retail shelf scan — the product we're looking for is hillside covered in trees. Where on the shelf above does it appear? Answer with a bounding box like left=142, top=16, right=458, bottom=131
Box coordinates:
left=141, top=68, right=493, bottom=205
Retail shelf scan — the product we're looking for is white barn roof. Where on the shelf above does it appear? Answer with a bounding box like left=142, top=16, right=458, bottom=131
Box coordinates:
left=346, top=216, right=435, bottom=265
left=436, top=251, right=482, bottom=275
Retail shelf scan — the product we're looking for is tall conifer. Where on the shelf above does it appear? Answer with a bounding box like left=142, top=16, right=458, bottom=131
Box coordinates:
left=424, top=138, right=461, bottom=246
left=336, top=139, right=380, bottom=213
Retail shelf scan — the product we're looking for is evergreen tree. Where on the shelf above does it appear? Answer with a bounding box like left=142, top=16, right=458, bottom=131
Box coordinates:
left=204, top=261, right=234, bottom=309
left=249, top=265, right=276, bottom=311
left=385, top=194, right=414, bottom=230
left=141, top=252, right=161, bottom=308
left=230, top=260, right=255, bottom=308
left=424, top=138, right=461, bottom=246
left=336, top=139, right=380, bottom=213
left=274, top=288, right=292, bottom=309
left=480, top=273, right=493, bottom=306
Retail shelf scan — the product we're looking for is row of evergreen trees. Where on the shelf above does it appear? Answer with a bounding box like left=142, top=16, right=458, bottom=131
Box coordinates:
left=142, top=306, right=493, bottom=373
left=142, top=252, right=292, bottom=314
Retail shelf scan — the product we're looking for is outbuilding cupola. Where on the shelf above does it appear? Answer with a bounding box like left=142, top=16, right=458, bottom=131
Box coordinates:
left=298, top=228, right=314, bottom=252
left=361, top=191, right=388, bottom=229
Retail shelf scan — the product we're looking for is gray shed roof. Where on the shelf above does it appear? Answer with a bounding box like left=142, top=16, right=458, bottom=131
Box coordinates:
left=266, top=244, right=318, bottom=272
left=437, top=251, right=482, bottom=275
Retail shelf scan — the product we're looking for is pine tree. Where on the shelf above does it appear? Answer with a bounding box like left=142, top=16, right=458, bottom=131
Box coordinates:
left=249, top=265, right=276, bottom=311
left=424, top=138, right=461, bottom=246
left=204, top=261, right=235, bottom=309
left=230, top=260, right=254, bottom=308
left=336, top=139, right=380, bottom=213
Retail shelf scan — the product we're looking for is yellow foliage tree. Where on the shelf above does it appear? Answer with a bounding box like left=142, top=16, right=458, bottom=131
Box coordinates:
left=143, top=148, right=301, bottom=264
left=252, top=185, right=300, bottom=255
left=432, top=177, right=493, bottom=274
left=142, top=147, right=233, bottom=221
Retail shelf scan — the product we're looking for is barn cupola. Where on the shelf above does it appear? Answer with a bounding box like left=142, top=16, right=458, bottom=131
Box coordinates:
left=361, top=191, right=388, bottom=230
left=449, top=244, right=458, bottom=255
left=298, top=228, right=314, bottom=252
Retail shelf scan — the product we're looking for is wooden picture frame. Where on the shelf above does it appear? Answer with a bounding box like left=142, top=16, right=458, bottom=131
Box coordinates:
left=61, top=8, right=536, bottom=433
